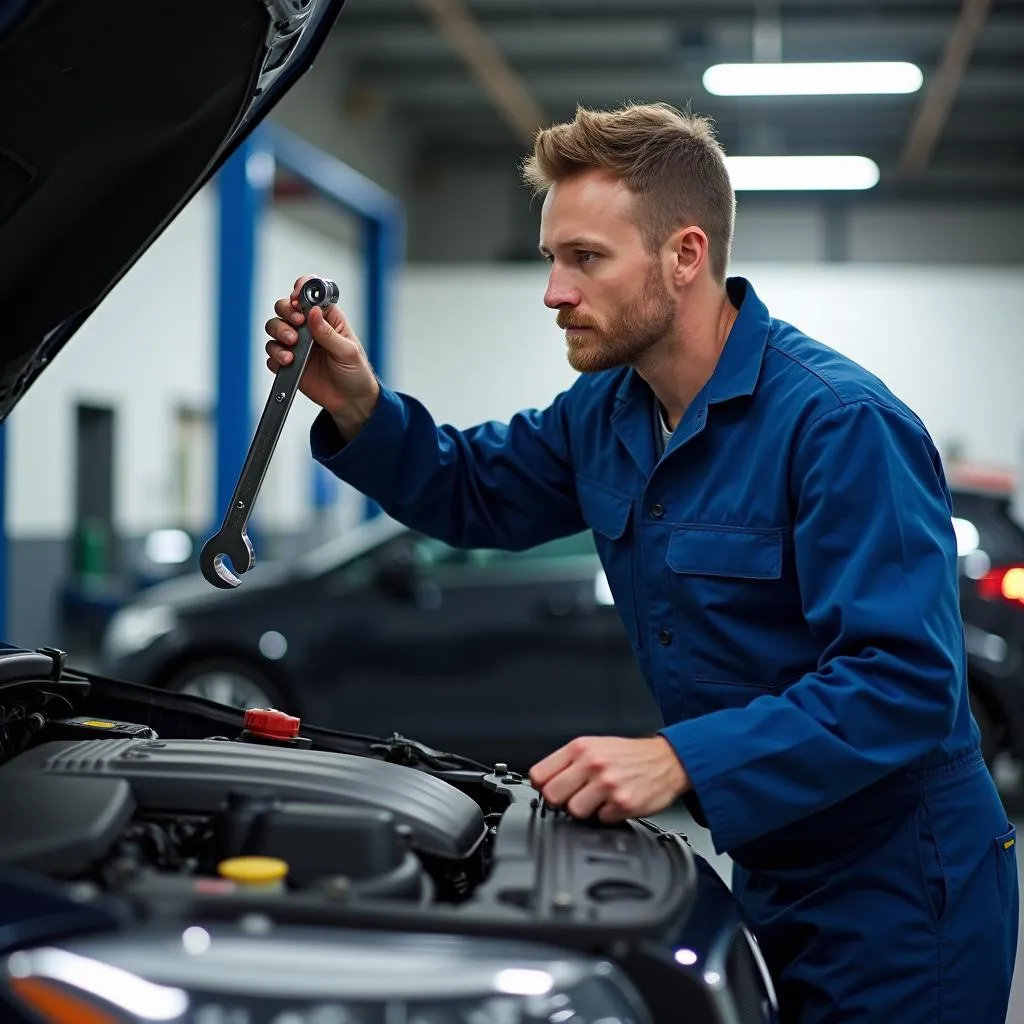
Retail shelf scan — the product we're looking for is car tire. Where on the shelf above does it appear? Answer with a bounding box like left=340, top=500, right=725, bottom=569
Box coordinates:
left=165, top=658, right=292, bottom=714
left=969, top=686, right=999, bottom=768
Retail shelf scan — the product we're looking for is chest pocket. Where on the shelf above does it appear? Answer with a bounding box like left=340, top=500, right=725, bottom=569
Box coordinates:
left=665, top=525, right=788, bottom=686
left=577, top=477, right=641, bottom=648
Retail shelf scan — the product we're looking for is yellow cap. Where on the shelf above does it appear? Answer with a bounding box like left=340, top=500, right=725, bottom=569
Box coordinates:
left=217, top=856, right=289, bottom=886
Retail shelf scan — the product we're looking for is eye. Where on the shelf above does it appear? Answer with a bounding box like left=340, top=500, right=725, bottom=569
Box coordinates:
left=577, top=251, right=599, bottom=264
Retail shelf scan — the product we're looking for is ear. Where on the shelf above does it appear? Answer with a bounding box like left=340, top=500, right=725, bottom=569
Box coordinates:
left=667, top=226, right=709, bottom=286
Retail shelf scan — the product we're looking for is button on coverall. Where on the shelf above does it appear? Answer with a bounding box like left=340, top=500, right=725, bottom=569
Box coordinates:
left=311, top=276, right=1019, bottom=1023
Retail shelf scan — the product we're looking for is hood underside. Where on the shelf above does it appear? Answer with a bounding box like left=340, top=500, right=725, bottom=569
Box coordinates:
left=0, top=0, right=347, bottom=421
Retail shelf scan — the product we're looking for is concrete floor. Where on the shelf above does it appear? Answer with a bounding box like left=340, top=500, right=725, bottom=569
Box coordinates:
left=653, top=758, right=1024, bottom=1024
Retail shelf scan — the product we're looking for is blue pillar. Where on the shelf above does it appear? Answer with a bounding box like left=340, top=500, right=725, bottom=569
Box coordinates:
left=215, top=133, right=270, bottom=551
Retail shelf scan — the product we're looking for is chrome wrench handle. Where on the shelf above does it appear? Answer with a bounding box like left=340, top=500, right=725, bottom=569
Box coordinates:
left=199, top=277, right=339, bottom=588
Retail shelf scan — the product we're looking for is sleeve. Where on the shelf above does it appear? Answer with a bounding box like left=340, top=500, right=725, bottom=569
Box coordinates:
left=658, top=399, right=964, bottom=854
left=310, top=382, right=585, bottom=551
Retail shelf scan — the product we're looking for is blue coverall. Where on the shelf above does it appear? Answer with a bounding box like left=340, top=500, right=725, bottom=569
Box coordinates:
left=311, top=277, right=1019, bottom=1022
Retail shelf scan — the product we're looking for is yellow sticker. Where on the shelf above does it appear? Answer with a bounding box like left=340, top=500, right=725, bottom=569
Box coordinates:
left=1004, top=838, right=1015, bottom=850
left=81, top=720, right=116, bottom=729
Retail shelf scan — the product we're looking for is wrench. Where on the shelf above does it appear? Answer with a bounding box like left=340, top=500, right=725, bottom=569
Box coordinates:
left=199, top=276, right=340, bottom=589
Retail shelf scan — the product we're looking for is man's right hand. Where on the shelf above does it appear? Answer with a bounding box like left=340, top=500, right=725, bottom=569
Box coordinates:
left=264, top=274, right=380, bottom=441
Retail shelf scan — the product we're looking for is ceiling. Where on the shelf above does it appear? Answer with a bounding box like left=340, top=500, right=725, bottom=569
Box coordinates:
left=331, top=0, right=1024, bottom=202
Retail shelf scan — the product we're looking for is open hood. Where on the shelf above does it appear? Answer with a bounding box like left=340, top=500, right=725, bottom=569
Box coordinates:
left=0, top=0, right=348, bottom=421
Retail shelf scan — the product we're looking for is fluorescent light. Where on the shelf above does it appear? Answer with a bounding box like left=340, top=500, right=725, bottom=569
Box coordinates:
left=724, top=155, right=880, bottom=191
left=704, top=61, right=923, bottom=96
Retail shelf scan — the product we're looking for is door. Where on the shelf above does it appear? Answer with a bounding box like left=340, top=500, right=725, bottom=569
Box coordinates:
left=73, top=403, right=116, bottom=580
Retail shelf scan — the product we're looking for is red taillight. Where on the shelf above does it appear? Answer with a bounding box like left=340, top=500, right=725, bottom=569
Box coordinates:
left=977, top=565, right=1024, bottom=605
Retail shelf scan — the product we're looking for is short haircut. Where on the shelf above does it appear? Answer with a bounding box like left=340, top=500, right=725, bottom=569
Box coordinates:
left=523, top=102, right=736, bottom=283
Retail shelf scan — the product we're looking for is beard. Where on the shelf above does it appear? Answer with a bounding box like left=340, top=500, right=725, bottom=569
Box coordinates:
left=558, top=262, right=675, bottom=374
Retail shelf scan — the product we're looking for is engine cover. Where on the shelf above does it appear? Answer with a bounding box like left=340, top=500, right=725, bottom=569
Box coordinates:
left=12, top=738, right=487, bottom=860
left=0, top=773, right=135, bottom=876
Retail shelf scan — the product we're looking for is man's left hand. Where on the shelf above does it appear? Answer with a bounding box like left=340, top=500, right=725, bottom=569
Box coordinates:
left=528, top=735, right=691, bottom=823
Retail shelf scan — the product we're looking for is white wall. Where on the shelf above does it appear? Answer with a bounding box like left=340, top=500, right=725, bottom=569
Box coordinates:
left=8, top=196, right=1024, bottom=541
left=393, top=262, right=1024, bottom=470
left=8, top=191, right=218, bottom=538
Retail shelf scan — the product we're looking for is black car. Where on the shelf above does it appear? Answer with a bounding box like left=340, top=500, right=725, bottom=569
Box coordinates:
left=949, top=468, right=1024, bottom=768
left=100, top=516, right=664, bottom=769
left=0, top=1, right=776, bottom=1021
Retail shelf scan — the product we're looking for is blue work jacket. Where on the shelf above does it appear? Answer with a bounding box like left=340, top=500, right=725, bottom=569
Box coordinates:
left=311, top=277, right=978, bottom=862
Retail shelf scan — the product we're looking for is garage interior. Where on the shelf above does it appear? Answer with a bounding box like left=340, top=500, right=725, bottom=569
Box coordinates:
left=0, top=0, right=1022, bottom=1019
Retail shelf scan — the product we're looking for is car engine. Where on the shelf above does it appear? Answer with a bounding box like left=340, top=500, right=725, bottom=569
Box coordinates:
left=0, top=680, right=697, bottom=923
left=3, top=732, right=489, bottom=904
left=0, top=652, right=779, bottom=1024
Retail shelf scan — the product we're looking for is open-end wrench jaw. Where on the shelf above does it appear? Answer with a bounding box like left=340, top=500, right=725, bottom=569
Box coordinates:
left=199, top=523, right=255, bottom=589
left=199, top=276, right=339, bottom=589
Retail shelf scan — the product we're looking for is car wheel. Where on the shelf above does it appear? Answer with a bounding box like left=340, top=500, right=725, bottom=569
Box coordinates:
left=165, top=658, right=291, bottom=713
left=969, top=686, right=999, bottom=768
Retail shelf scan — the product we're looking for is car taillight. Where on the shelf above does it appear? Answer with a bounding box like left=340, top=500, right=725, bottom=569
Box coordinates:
left=976, top=565, right=1024, bottom=606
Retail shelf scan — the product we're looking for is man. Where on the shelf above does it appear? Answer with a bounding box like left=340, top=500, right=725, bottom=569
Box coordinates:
left=264, top=102, right=1018, bottom=1022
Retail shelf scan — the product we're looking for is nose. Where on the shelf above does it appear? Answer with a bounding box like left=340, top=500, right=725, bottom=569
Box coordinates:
left=544, top=266, right=580, bottom=310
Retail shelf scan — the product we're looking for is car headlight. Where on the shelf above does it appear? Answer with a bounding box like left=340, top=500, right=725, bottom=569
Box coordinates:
left=102, top=605, right=177, bottom=659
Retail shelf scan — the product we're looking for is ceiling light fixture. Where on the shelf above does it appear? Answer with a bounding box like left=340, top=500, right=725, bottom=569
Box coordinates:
left=724, top=155, right=881, bottom=191
left=703, top=61, right=923, bottom=96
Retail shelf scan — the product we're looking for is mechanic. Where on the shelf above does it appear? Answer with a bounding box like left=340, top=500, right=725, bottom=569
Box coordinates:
left=264, top=102, right=1018, bottom=1023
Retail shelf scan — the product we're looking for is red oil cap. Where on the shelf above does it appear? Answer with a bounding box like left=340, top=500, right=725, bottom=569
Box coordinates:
left=244, top=708, right=301, bottom=739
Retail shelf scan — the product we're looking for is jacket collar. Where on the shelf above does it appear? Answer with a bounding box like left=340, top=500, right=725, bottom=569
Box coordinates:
left=614, top=276, right=772, bottom=408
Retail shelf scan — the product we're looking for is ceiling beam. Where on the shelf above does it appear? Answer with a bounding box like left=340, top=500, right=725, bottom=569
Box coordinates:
left=897, top=0, right=993, bottom=178
left=415, top=0, right=547, bottom=145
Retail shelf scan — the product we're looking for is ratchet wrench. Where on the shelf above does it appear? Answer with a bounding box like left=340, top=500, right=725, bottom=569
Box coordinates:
left=199, top=276, right=339, bottom=589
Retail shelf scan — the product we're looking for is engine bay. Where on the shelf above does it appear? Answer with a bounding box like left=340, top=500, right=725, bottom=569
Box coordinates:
left=5, top=734, right=489, bottom=905
left=0, top=649, right=783, bottom=1024
left=0, top=653, right=698, bottom=946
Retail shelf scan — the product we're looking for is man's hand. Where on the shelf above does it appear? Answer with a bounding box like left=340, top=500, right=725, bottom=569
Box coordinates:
left=529, top=736, right=691, bottom=823
left=264, top=275, right=380, bottom=440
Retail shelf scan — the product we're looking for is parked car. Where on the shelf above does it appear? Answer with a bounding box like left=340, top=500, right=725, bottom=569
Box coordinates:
left=101, top=515, right=664, bottom=769
left=949, top=467, right=1024, bottom=768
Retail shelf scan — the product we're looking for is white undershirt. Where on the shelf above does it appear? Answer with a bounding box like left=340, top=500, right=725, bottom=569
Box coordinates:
left=657, top=405, right=673, bottom=453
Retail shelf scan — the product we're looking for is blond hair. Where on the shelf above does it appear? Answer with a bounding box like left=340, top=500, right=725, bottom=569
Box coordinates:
left=522, top=102, right=735, bottom=283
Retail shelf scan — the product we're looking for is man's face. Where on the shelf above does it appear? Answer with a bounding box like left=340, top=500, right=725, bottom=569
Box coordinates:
left=539, top=169, right=675, bottom=373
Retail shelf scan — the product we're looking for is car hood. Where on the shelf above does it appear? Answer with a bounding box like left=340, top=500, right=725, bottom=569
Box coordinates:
left=0, top=0, right=348, bottom=421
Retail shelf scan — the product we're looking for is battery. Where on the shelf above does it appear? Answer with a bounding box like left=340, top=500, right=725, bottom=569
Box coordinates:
left=48, top=716, right=158, bottom=740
